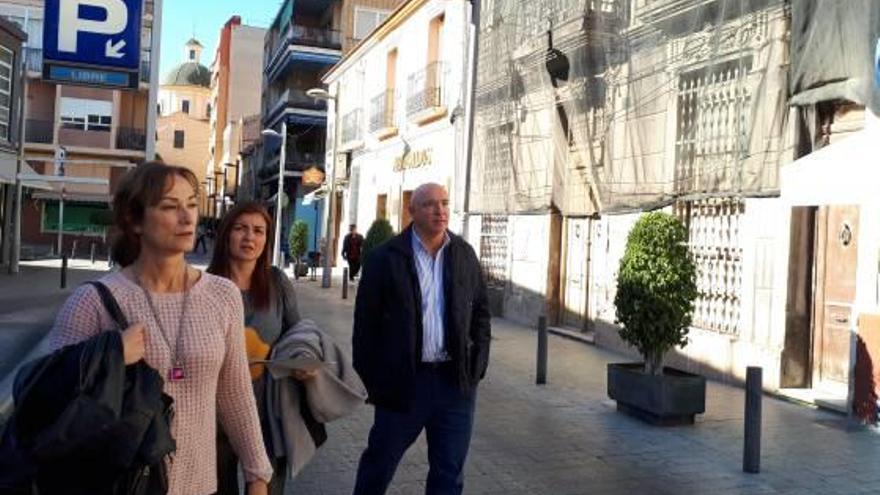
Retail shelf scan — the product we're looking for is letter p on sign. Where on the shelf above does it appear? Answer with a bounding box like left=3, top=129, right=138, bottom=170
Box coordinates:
left=58, top=0, right=128, bottom=54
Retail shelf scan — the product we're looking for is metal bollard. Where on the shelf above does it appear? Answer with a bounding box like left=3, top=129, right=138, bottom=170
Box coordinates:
left=342, top=268, right=349, bottom=299
left=70, top=240, right=78, bottom=259
left=536, top=315, right=548, bottom=385
left=60, top=254, right=68, bottom=289
left=90, top=242, right=96, bottom=264
left=743, top=366, right=762, bottom=474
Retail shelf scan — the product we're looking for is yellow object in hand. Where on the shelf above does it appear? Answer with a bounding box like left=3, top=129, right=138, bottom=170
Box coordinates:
left=244, top=326, right=270, bottom=380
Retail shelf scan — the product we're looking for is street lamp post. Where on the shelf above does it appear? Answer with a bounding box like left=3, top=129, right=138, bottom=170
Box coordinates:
left=306, top=87, right=337, bottom=289
left=262, top=122, right=287, bottom=268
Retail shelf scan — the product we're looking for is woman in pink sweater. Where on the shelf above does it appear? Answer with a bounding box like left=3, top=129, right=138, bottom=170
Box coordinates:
left=49, top=163, right=272, bottom=495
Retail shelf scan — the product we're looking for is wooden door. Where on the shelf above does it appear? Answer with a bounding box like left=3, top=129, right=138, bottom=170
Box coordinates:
left=376, top=194, right=387, bottom=220
left=813, top=205, right=860, bottom=392
left=562, top=217, right=590, bottom=330
left=400, top=190, right=413, bottom=230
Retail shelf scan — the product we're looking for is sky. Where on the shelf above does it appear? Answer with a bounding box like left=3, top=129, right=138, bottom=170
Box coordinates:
left=159, top=0, right=283, bottom=77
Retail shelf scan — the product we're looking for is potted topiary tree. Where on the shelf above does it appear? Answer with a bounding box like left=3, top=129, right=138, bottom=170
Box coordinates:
left=607, top=211, right=705, bottom=426
left=288, top=220, right=309, bottom=279
left=362, top=218, right=394, bottom=270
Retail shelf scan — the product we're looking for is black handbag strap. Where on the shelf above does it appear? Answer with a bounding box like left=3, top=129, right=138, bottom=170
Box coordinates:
left=86, top=281, right=129, bottom=330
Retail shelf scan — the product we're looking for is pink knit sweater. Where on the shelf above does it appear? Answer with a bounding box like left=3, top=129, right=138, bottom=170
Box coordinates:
left=49, top=271, right=273, bottom=495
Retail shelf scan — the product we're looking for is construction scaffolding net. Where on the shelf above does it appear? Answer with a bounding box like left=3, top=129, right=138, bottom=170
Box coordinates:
left=469, top=0, right=879, bottom=215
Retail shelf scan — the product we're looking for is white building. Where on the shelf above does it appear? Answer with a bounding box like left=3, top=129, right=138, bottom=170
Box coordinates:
left=321, top=0, right=473, bottom=264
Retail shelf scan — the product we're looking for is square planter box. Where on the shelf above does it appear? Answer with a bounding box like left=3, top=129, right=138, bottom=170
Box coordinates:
left=607, top=363, right=706, bottom=426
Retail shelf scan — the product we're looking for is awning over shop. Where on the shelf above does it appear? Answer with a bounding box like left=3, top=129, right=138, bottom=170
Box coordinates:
left=31, top=191, right=112, bottom=203
left=781, top=119, right=880, bottom=206
left=0, top=155, right=51, bottom=190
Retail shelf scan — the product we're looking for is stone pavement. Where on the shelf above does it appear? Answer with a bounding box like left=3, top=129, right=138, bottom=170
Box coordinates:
left=285, top=277, right=880, bottom=495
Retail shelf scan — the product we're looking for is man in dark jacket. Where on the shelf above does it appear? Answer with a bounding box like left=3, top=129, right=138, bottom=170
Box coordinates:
left=352, top=183, right=491, bottom=495
left=341, top=224, right=364, bottom=281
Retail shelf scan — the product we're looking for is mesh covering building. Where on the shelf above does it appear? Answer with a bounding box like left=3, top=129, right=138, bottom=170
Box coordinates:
left=466, top=0, right=880, bottom=409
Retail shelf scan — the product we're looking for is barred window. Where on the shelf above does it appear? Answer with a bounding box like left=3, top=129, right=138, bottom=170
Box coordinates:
left=675, top=57, right=752, bottom=193
left=675, top=197, right=744, bottom=336
left=483, top=123, right=513, bottom=198
left=0, top=45, right=11, bottom=141
left=480, top=215, right=509, bottom=290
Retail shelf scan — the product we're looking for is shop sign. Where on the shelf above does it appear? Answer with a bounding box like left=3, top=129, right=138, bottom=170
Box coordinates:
left=393, top=149, right=432, bottom=172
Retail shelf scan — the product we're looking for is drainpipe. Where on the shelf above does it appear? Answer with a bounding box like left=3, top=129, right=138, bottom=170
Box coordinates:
left=461, top=0, right=480, bottom=242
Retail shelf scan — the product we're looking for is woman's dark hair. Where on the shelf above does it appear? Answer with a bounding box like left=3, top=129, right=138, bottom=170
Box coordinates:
left=111, top=162, right=199, bottom=267
left=207, top=201, right=275, bottom=310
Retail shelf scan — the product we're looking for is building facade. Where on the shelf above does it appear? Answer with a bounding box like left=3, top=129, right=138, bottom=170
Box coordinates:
left=156, top=39, right=212, bottom=217
left=0, top=16, right=35, bottom=265
left=208, top=17, right=265, bottom=216
left=0, top=0, right=156, bottom=258
left=466, top=0, right=880, bottom=416
left=323, top=0, right=472, bottom=266
left=257, top=0, right=404, bottom=262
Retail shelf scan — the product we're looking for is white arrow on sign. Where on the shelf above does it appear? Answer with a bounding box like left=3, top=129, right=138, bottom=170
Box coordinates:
left=58, top=0, right=129, bottom=54
left=105, top=39, right=126, bottom=59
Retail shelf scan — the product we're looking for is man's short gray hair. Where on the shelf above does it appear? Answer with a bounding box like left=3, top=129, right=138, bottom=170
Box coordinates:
left=410, top=183, right=446, bottom=209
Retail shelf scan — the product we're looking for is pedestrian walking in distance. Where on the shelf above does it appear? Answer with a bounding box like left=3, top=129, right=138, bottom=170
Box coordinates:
left=341, top=224, right=364, bottom=281
left=48, top=163, right=272, bottom=495
left=207, top=201, right=312, bottom=495
left=352, top=182, right=492, bottom=495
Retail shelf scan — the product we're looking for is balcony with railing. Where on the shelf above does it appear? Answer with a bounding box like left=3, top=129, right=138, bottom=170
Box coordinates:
left=265, top=23, right=343, bottom=82
left=25, top=119, right=53, bottom=144
left=116, top=127, right=146, bottom=151
left=407, top=62, right=447, bottom=125
left=264, top=88, right=328, bottom=127
left=259, top=149, right=325, bottom=180
left=369, top=89, right=397, bottom=139
left=341, top=109, right=363, bottom=147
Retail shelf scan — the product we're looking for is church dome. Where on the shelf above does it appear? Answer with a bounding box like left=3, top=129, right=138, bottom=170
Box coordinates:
left=163, top=38, right=211, bottom=88
left=163, top=61, right=211, bottom=87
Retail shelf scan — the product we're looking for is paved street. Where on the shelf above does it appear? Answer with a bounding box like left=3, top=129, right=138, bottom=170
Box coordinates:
left=286, top=278, right=880, bottom=495
left=1, top=263, right=879, bottom=494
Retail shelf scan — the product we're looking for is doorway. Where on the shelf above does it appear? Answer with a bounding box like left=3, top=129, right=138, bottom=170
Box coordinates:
left=812, top=205, right=860, bottom=395
left=401, top=190, right=413, bottom=230
left=560, top=217, right=592, bottom=331
left=782, top=205, right=861, bottom=407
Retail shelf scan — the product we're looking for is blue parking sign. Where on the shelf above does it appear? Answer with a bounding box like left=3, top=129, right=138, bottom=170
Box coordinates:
left=43, top=0, right=143, bottom=72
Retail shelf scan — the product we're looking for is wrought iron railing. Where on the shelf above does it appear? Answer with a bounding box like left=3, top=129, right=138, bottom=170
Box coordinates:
left=407, top=61, right=444, bottom=116
left=369, top=89, right=395, bottom=132
left=289, top=25, right=342, bottom=49
left=116, top=127, right=146, bottom=151
left=266, top=24, right=342, bottom=74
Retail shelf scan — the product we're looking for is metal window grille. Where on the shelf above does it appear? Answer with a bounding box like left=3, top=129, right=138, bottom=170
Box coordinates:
left=369, top=89, right=395, bottom=132
left=675, top=57, right=753, bottom=193
left=483, top=124, right=513, bottom=197
left=675, top=197, right=744, bottom=336
left=0, top=45, right=12, bottom=141
left=406, top=62, right=444, bottom=116
left=480, top=215, right=509, bottom=290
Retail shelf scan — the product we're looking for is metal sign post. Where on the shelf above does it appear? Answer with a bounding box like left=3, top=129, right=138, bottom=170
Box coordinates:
left=55, top=146, right=66, bottom=256
left=42, top=0, right=144, bottom=89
